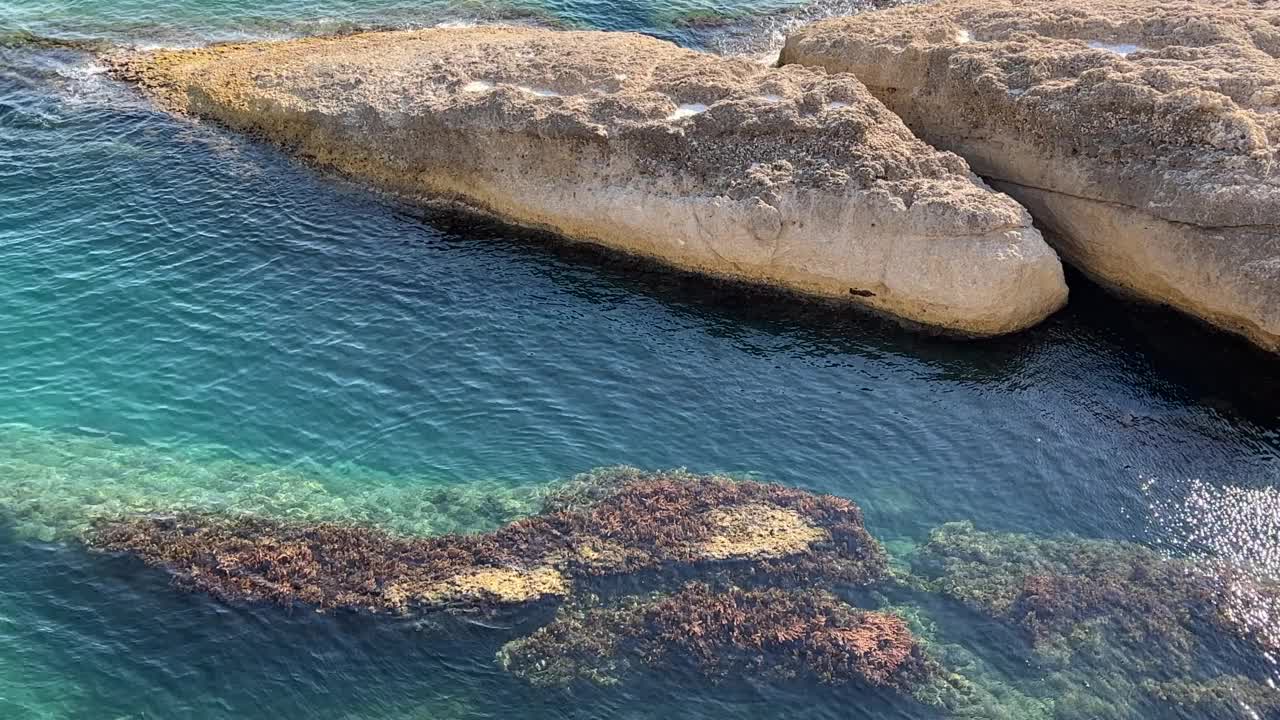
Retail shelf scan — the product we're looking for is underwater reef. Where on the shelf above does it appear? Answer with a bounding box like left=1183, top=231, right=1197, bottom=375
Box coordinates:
left=77, top=466, right=1280, bottom=717
left=913, top=521, right=1275, bottom=666
left=498, top=581, right=931, bottom=689
left=88, top=467, right=888, bottom=615
left=911, top=521, right=1280, bottom=718
left=87, top=468, right=953, bottom=705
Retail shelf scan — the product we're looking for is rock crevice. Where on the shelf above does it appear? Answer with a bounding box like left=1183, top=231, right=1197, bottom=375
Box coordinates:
left=782, top=0, right=1280, bottom=351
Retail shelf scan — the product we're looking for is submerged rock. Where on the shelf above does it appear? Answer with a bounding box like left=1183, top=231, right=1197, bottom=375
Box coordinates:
left=498, top=581, right=934, bottom=691
left=106, top=27, right=1067, bottom=337
left=913, top=522, right=1280, bottom=716
left=782, top=0, right=1280, bottom=351
left=88, top=468, right=887, bottom=615
left=913, top=522, right=1254, bottom=664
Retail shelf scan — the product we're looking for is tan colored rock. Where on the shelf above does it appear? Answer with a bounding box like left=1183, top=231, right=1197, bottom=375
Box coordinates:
left=782, top=0, right=1280, bottom=352
left=698, top=502, right=827, bottom=560
left=107, top=27, right=1066, bottom=337
left=414, top=566, right=570, bottom=605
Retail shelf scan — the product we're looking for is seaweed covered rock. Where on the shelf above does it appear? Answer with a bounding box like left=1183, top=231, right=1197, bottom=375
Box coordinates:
left=914, top=522, right=1241, bottom=665
left=90, top=513, right=573, bottom=612
left=782, top=0, right=1280, bottom=351
left=88, top=468, right=887, bottom=615
left=498, top=581, right=933, bottom=691
left=914, top=522, right=1280, bottom=717
left=526, top=467, right=887, bottom=584
left=105, top=26, right=1068, bottom=337
left=1142, top=676, right=1280, bottom=718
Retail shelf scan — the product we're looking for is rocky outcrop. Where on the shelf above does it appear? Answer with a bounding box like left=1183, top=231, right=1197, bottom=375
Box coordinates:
left=106, top=27, right=1067, bottom=337
left=781, top=0, right=1280, bottom=352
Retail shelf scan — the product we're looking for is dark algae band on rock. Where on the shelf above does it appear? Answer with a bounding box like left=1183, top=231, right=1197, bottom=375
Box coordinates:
left=781, top=0, right=1280, bottom=353
left=103, top=26, right=1068, bottom=338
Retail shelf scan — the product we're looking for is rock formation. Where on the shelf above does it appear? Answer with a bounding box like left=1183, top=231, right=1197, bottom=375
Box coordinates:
left=781, top=0, right=1280, bottom=352
left=89, top=468, right=941, bottom=694
left=88, top=468, right=888, bottom=616
left=106, top=26, right=1067, bottom=337
left=498, top=581, right=933, bottom=689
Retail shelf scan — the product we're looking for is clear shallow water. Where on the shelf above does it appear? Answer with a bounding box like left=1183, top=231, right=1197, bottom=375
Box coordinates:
left=1, top=5, right=1279, bottom=718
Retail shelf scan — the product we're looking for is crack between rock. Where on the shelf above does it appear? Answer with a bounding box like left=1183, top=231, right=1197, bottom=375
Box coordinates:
left=986, top=176, right=1280, bottom=233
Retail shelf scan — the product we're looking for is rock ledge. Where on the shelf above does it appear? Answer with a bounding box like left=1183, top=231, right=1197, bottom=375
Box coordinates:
left=109, top=26, right=1068, bottom=337
left=782, top=0, right=1280, bottom=351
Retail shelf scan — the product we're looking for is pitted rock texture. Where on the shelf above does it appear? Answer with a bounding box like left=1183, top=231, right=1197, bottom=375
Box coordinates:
left=782, top=0, right=1280, bottom=352
left=106, top=27, right=1067, bottom=337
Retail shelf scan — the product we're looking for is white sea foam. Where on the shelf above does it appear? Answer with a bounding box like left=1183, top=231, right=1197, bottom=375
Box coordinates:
left=667, top=103, right=709, bottom=120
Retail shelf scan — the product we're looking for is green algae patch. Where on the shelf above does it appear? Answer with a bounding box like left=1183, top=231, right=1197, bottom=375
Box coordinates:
left=498, top=581, right=933, bottom=691
left=86, top=468, right=888, bottom=616
left=0, top=423, right=540, bottom=541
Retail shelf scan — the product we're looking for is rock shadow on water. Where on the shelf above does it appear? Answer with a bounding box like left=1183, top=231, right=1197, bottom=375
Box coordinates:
left=402, top=197, right=1280, bottom=424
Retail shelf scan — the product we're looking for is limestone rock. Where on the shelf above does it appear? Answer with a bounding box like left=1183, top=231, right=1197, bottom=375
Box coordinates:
left=107, top=27, right=1067, bottom=337
left=782, top=0, right=1280, bottom=351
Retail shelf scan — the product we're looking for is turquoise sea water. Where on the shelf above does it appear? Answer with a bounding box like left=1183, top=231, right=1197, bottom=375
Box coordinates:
left=2, top=2, right=1280, bottom=718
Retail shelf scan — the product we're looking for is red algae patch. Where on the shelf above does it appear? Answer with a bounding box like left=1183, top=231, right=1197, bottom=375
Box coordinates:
left=89, top=514, right=573, bottom=613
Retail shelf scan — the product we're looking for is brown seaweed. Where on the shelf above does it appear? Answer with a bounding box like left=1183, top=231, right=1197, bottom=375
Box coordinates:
left=498, top=581, right=933, bottom=691
left=88, top=468, right=886, bottom=616
left=914, top=521, right=1280, bottom=718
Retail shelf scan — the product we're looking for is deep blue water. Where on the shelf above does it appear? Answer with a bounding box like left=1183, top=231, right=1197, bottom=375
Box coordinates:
left=1, top=5, right=1279, bottom=719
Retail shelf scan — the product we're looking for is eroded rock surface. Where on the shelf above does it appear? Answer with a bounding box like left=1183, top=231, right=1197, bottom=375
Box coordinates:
left=782, top=0, right=1280, bottom=351
left=107, top=26, right=1067, bottom=337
